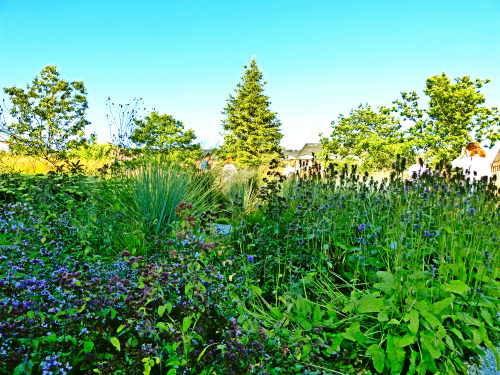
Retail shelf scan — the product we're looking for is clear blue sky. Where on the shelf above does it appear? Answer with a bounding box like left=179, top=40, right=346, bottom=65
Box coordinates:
left=1, top=0, right=500, bottom=159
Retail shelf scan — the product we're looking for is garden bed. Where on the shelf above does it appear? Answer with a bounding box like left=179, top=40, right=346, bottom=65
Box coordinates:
left=1, top=165, right=499, bottom=374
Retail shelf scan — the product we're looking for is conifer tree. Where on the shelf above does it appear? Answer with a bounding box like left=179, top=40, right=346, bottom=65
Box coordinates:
left=219, top=58, right=283, bottom=167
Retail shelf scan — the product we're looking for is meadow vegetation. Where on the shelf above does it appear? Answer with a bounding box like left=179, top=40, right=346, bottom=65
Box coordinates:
left=0, top=156, right=499, bottom=375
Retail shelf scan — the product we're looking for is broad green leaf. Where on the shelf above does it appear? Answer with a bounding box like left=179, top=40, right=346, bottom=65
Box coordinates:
left=342, top=322, right=361, bottom=342
left=357, top=294, right=384, bottom=313
left=480, top=309, right=494, bottom=327
left=27, top=311, right=35, bottom=319
left=420, top=331, right=440, bottom=359
left=398, top=333, right=416, bottom=347
left=387, top=334, right=406, bottom=375
left=430, top=296, right=454, bottom=315
left=182, top=317, right=192, bottom=332
left=373, top=271, right=395, bottom=293
left=444, top=280, right=468, bottom=295
left=408, top=309, right=419, bottom=334
left=302, top=344, right=311, bottom=358
left=312, top=304, right=325, bottom=324
left=110, top=337, right=120, bottom=351
left=84, top=341, right=94, bottom=353
left=110, top=309, right=117, bottom=320
left=377, top=311, right=388, bottom=322
left=158, top=305, right=166, bottom=318
left=13, top=364, right=25, bottom=375
left=117, top=324, right=125, bottom=333
left=366, top=344, right=385, bottom=373
left=249, top=284, right=262, bottom=296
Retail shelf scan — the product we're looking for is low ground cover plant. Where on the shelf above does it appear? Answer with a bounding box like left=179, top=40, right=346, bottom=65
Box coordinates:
left=0, top=160, right=499, bottom=374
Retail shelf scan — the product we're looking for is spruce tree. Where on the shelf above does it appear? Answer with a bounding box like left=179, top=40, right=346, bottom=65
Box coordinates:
left=220, top=58, right=283, bottom=167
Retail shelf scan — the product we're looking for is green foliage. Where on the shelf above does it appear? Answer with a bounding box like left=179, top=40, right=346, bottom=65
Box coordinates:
left=131, top=111, right=201, bottom=157
left=119, top=159, right=218, bottom=240
left=2, top=65, right=90, bottom=162
left=320, top=103, right=413, bottom=169
left=219, top=58, right=283, bottom=167
left=393, top=72, right=500, bottom=163
left=67, top=141, right=114, bottom=161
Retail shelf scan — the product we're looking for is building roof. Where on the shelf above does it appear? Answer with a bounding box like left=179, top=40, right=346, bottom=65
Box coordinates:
left=283, top=149, right=299, bottom=159
left=492, top=149, right=500, bottom=172
left=295, top=143, right=322, bottom=160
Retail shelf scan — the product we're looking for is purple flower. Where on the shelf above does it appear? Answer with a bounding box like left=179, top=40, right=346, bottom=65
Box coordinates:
left=358, top=223, right=366, bottom=231
left=247, top=255, right=254, bottom=262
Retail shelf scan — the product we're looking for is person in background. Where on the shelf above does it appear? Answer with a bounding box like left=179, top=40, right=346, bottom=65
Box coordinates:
left=200, top=153, right=212, bottom=172
left=222, top=157, right=237, bottom=181
left=406, top=155, right=428, bottom=180
left=283, top=160, right=297, bottom=178
left=451, top=141, right=490, bottom=181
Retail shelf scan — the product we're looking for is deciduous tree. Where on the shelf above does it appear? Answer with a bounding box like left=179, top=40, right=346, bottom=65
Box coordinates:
left=320, top=104, right=412, bottom=169
left=131, top=111, right=200, bottom=155
left=2, top=65, right=90, bottom=162
left=393, top=73, right=500, bottom=163
left=219, top=58, right=283, bottom=167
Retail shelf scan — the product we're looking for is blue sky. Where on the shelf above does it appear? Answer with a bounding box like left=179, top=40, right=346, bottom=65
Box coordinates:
left=1, top=0, right=500, bottom=159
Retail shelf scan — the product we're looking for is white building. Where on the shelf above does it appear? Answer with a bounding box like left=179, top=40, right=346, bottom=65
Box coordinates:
left=0, top=141, right=10, bottom=153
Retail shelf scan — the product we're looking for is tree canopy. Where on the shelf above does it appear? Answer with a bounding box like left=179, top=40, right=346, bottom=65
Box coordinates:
left=131, top=111, right=200, bottom=156
left=219, top=58, right=283, bottom=167
left=393, top=73, right=500, bottom=163
left=320, top=104, right=413, bottom=169
left=1, top=65, right=90, bottom=161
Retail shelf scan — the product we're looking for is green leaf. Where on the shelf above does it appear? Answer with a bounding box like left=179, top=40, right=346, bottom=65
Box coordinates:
left=249, top=284, right=262, bottom=296
left=302, top=344, right=311, bottom=358
left=430, top=296, right=454, bottom=315
left=398, top=333, right=417, bottom=347
left=407, top=349, right=418, bottom=375
left=342, top=322, right=361, bottom=342
left=110, top=309, right=117, bottom=320
left=373, top=271, right=395, bottom=293
left=158, top=305, right=166, bottom=318
left=27, top=311, right=35, bottom=319
left=387, top=334, right=406, bottom=375
left=84, top=341, right=94, bottom=353
left=182, top=317, right=192, bottom=332
left=480, top=308, right=494, bottom=327
left=110, top=337, right=121, bottom=352
left=366, top=344, right=385, bottom=373
left=357, top=294, right=384, bottom=313
left=377, top=311, right=388, bottom=322
left=420, top=331, right=441, bottom=359
left=312, top=304, right=325, bottom=325
left=13, top=364, right=25, bottom=375
left=408, top=309, right=419, bottom=334
left=117, top=324, right=125, bottom=333
left=444, top=280, right=468, bottom=295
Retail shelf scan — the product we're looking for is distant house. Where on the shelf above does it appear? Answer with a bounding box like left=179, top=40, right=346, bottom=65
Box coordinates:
left=282, top=149, right=299, bottom=159
left=293, top=143, right=344, bottom=161
left=492, top=149, right=500, bottom=180
left=295, top=143, right=322, bottom=160
left=0, top=141, right=10, bottom=153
